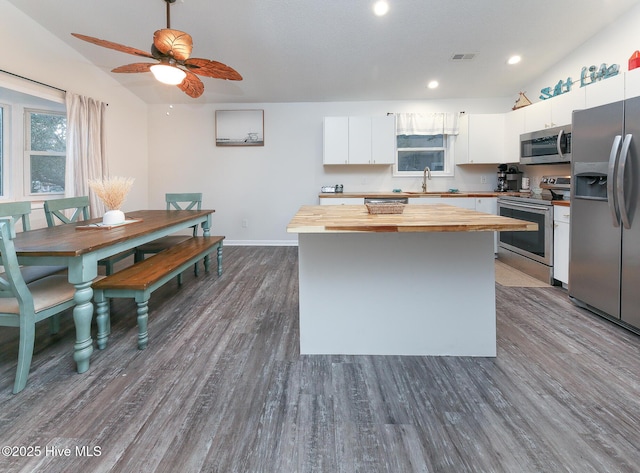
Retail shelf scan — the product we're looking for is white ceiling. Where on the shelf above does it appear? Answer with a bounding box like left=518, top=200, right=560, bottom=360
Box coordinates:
left=6, top=0, right=640, bottom=104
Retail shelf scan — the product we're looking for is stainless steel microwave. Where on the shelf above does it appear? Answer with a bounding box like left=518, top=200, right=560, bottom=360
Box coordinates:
left=520, top=124, right=571, bottom=165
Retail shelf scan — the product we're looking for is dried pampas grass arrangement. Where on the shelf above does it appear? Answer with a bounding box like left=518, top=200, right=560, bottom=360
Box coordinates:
left=88, top=176, right=135, bottom=210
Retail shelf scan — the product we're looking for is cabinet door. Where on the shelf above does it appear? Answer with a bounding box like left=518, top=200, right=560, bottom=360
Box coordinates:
left=410, top=197, right=476, bottom=209
left=463, top=114, right=506, bottom=164
left=584, top=74, right=625, bottom=108
left=323, top=117, right=349, bottom=164
left=626, top=68, right=640, bottom=100
left=550, top=88, right=585, bottom=126
left=320, top=198, right=363, bottom=205
left=553, top=207, right=571, bottom=285
left=476, top=198, right=498, bottom=253
left=505, top=108, right=525, bottom=163
left=371, top=115, right=396, bottom=164
left=348, top=116, right=372, bottom=164
left=524, top=99, right=552, bottom=131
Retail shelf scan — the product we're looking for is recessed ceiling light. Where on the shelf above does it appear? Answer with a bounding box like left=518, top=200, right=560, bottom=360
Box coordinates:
left=427, top=80, right=439, bottom=89
left=373, top=1, right=389, bottom=16
left=508, top=55, right=522, bottom=65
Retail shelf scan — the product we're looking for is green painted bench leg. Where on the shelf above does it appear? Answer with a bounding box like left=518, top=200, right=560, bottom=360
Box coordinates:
left=49, top=315, right=60, bottom=334
left=95, top=291, right=110, bottom=350
left=217, top=245, right=223, bottom=276
left=136, top=299, right=150, bottom=350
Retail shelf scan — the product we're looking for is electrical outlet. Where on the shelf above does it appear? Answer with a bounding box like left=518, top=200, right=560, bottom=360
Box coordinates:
left=242, top=219, right=248, bottom=228
left=480, top=175, right=487, bottom=184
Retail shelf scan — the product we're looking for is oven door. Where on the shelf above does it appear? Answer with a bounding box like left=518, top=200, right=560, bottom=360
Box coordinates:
left=498, top=199, right=553, bottom=265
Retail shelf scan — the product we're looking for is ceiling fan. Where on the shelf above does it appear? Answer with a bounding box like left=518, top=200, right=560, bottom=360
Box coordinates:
left=71, top=0, right=242, bottom=98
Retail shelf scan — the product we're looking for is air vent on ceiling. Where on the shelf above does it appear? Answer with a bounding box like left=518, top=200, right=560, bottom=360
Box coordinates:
left=451, top=53, right=476, bottom=61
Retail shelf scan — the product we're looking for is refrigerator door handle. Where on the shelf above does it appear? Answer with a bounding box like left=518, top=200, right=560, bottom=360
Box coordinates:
left=617, top=133, right=633, bottom=229
left=608, top=134, right=622, bottom=227
left=556, top=129, right=565, bottom=158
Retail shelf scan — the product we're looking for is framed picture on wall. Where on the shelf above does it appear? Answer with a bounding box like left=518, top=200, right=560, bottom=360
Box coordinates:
left=215, top=109, right=264, bottom=146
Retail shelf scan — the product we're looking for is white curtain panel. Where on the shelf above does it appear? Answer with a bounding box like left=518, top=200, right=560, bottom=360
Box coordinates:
left=65, top=93, right=109, bottom=217
left=395, top=112, right=460, bottom=135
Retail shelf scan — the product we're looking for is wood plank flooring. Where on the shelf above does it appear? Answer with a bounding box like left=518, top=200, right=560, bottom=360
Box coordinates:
left=1, top=246, right=639, bottom=472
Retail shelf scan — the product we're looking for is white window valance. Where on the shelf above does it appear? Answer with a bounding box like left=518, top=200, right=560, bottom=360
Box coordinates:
left=395, top=112, right=460, bottom=136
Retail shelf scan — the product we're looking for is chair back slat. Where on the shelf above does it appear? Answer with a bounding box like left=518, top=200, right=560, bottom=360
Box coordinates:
left=0, top=219, right=34, bottom=309
left=165, top=193, right=202, bottom=211
left=0, top=201, right=32, bottom=232
left=44, top=196, right=91, bottom=226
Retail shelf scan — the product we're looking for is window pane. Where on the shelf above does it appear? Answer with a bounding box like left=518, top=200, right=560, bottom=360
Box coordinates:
left=397, top=134, right=444, bottom=148
left=30, top=112, right=66, bottom=152
left=30, top=155, right=65, bottom=193
left=398, top=150, right=444, bottom=172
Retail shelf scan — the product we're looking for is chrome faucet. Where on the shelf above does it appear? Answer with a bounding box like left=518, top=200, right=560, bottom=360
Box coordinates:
left=422, top=166, right=431, bottom=193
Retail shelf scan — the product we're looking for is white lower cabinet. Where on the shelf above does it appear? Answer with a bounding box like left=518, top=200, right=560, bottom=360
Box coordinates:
left=553, top=206, right=571, bottom=286
left=319, top=198, right=363, bottom=205
left=475, top=198, right=498, bottom=254
left=408, top=197, right=476, bottom=208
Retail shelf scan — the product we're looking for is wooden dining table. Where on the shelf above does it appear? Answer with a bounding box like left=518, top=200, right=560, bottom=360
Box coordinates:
left=12, top=209, right=214, bottom=374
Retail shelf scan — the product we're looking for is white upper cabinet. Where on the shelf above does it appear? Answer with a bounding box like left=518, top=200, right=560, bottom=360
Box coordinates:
left=625, top=68, right=640, bottom=100
left=523, top=99, right=552, bottom=131
left=323, top=115, right=395, bottom=165
left=456, top=113, right=506, bottom=164
left=371, top=116, right=396, bottom=165
left=519, top=87, right=585, bottom=133
left=550, top=88, right=586, bottom=126
left=504, top=108, right=525, bottom=162
left=323, top=117, right=349, bottom=164
left=584, top=73, right=625, bottom=108
left=347, top=116, right=372, bottom=164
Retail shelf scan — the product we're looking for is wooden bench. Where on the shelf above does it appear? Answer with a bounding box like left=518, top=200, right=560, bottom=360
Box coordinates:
left=92, top=235, right=224, bottom=350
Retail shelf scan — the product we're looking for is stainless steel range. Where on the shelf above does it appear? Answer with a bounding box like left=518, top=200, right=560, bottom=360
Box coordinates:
left=497, top=175, right=571, bottom=284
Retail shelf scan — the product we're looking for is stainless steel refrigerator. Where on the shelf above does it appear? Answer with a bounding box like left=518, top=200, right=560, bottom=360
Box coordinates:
left=570, top=96, right=640, bottom=332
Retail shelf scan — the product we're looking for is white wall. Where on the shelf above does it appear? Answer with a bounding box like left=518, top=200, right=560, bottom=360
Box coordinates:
left=148, top=98, right=513, bottom=245
left=524, top=2, right=640, bottom=106
left=0, top=0, right=149, bottom=214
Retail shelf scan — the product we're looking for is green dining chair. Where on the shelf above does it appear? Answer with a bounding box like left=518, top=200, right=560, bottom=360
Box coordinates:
left=0, top=218, right=77, bottom=393
left=134, top=193, right=203, bottom=282
left=43, top=196, right=91, bottom=226
left=0, top=201, right=67, bottom=284
left=44, top=196, right=135, bottom=275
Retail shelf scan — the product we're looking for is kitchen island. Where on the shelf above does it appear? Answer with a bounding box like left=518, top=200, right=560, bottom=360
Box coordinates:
left=287, top=204, right=536, bottom=357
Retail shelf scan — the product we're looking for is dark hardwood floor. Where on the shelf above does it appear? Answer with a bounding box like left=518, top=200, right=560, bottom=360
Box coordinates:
left=1, top=246, right=639, bottom=472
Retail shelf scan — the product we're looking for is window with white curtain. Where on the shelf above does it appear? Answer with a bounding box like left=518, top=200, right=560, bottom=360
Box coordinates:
left=0, top=82, right=66, bottom=201
left=394, top=112, right=460, bottom=178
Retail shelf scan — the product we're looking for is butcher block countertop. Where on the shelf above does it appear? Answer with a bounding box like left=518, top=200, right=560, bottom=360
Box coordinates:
left=318, top=191, right=523, bottom=199
left=287, top=204, right=538, bottom=233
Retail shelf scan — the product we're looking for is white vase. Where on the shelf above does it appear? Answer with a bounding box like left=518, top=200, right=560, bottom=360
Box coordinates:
left=103, top=209, right=125, bottom=225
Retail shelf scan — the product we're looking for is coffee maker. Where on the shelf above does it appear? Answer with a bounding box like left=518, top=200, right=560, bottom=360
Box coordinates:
left=496, top=164, right=508, bottom=192
left=496, top=164, right=522, bottom=192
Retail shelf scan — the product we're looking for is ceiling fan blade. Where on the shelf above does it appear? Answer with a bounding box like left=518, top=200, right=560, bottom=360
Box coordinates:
left=177, top=70, right=205, bottom=98
left=111, top=63, right=155, bottom=74
left=184, top=58, right=243, bottom=81
left=153, top=29, right=193, bottom=61
left=72, top=33, right=155, bottom=59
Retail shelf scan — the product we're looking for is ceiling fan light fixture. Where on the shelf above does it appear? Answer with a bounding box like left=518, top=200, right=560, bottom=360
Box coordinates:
left=150, top=64, right=186, bottom=85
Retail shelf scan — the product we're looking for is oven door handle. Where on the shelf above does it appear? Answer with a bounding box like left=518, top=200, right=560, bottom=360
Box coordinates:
left=499, top=201, right=551, bottom=212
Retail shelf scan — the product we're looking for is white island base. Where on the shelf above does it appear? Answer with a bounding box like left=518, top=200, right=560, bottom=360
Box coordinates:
left=298, top=231, right=496, bottom=357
